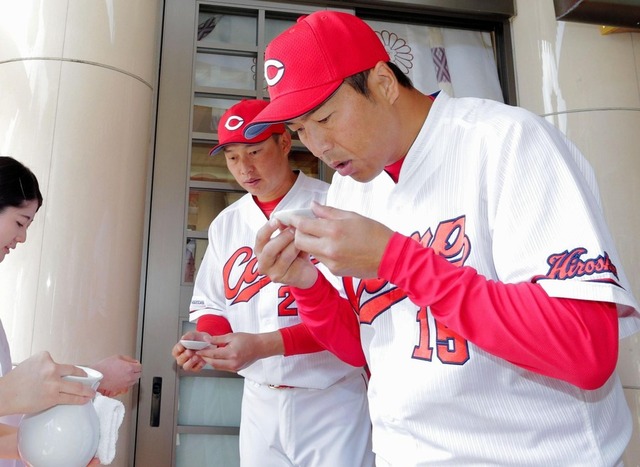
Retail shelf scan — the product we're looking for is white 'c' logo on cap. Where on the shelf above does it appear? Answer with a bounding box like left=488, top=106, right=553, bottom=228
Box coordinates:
left=264, top=59, right=285, bottom=87
left=225, top=116, right=244, bottom=131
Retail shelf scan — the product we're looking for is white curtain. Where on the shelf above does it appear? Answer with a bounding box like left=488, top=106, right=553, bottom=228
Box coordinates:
left=365, top=20, right=504, bottom=102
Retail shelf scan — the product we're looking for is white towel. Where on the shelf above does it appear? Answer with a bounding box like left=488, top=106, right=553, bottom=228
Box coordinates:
left=92, top=393, right=125, bottom=465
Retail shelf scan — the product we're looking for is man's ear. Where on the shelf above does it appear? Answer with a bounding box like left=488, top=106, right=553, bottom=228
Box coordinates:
left=370, top=61, right=400, bottom=105
left=280, top=130, right=293, bottom=154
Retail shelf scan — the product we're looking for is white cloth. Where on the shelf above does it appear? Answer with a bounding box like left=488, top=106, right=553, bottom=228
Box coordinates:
left=364, top=20, right=504, bottom=101
left=92, top=393, right=125, bottom=465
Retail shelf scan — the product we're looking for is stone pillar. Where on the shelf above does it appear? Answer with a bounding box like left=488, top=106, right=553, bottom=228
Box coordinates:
left=0, top=1, right=162, bottom=465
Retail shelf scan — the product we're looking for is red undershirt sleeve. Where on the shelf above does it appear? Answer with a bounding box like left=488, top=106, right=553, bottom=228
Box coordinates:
left=380, top=232, right=618, bottom=390
left=196, top=314, right=233, bottom=335
left=195, top=312, right=323, bottom=356
left=291, top=275, right=367, bottom=367
left=279, top=323, right=325, bottom=356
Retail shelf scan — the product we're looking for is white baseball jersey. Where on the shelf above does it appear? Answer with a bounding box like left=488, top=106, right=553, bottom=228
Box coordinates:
left=190, top=171, right=360, bottom=389
left=327, top=91, right=640, bottom=466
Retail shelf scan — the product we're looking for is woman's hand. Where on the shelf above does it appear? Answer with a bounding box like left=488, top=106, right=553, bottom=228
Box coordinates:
left=0, top=351, right=95, bottom=416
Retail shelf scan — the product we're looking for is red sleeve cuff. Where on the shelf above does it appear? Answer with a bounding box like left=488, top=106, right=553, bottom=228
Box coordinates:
left=279, top=324, right=324, bottom=356
left=378, top=231, right=408, bottom=280
left=291, top=273, right=367, bottom=367
left=196, top=314, right=233, bottom=335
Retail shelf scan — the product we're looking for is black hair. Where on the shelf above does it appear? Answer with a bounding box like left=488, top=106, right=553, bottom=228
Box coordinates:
left=344, top=61, right=414, bottom=97
left=299, top=62, right=415, bottom=120
left=0, top=156, right=43, bottom=214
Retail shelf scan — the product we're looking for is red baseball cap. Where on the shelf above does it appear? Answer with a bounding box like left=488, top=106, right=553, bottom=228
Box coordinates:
left=209, top=99, right=286, bottom=156
left=244, top=11, right=389, bottom=139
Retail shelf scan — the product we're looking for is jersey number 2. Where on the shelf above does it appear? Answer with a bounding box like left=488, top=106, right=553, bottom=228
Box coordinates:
left=277, top=286, right=298, bottom=316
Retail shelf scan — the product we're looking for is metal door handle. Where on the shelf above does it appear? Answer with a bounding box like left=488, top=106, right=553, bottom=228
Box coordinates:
left=150, top=377, right=162, bottom=427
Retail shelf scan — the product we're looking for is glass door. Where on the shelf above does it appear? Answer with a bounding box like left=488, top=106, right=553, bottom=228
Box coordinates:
left=177, top=6, right=330, bottom=465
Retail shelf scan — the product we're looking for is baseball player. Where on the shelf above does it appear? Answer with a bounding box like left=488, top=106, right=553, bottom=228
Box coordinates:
left=172, top=99, right=373, bottom=467
left=251, top=12, right=640, bottom=466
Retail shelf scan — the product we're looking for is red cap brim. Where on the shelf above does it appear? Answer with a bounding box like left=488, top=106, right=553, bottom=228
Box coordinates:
left=244, top=80, right=342, bottom=139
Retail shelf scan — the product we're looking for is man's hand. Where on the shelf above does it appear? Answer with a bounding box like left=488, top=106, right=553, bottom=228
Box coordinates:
left=284, top=202, right=393, bottom=278
left=255, top=218, right=319, bottom=287
left=197, top=331, right=284, bottom=373
left=172, top=331, right=211, bottom=372
left=92, top=355, right=142, bottom=397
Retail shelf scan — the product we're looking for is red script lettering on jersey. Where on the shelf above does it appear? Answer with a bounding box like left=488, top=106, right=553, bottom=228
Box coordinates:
left=533, top=247, right=619, bottom=283
left=349, top=216, right=472, bottom=325
left=223, top=247, right=269, bottom=304
left=344, top=216, right=471, bottom=365
left=223, top=247, right=319, bottom=310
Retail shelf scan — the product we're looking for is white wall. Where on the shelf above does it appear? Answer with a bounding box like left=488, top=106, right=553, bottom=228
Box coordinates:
left=0, top=1, right=162, bottom=465
left=511, top=1, right=640, bottom=463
